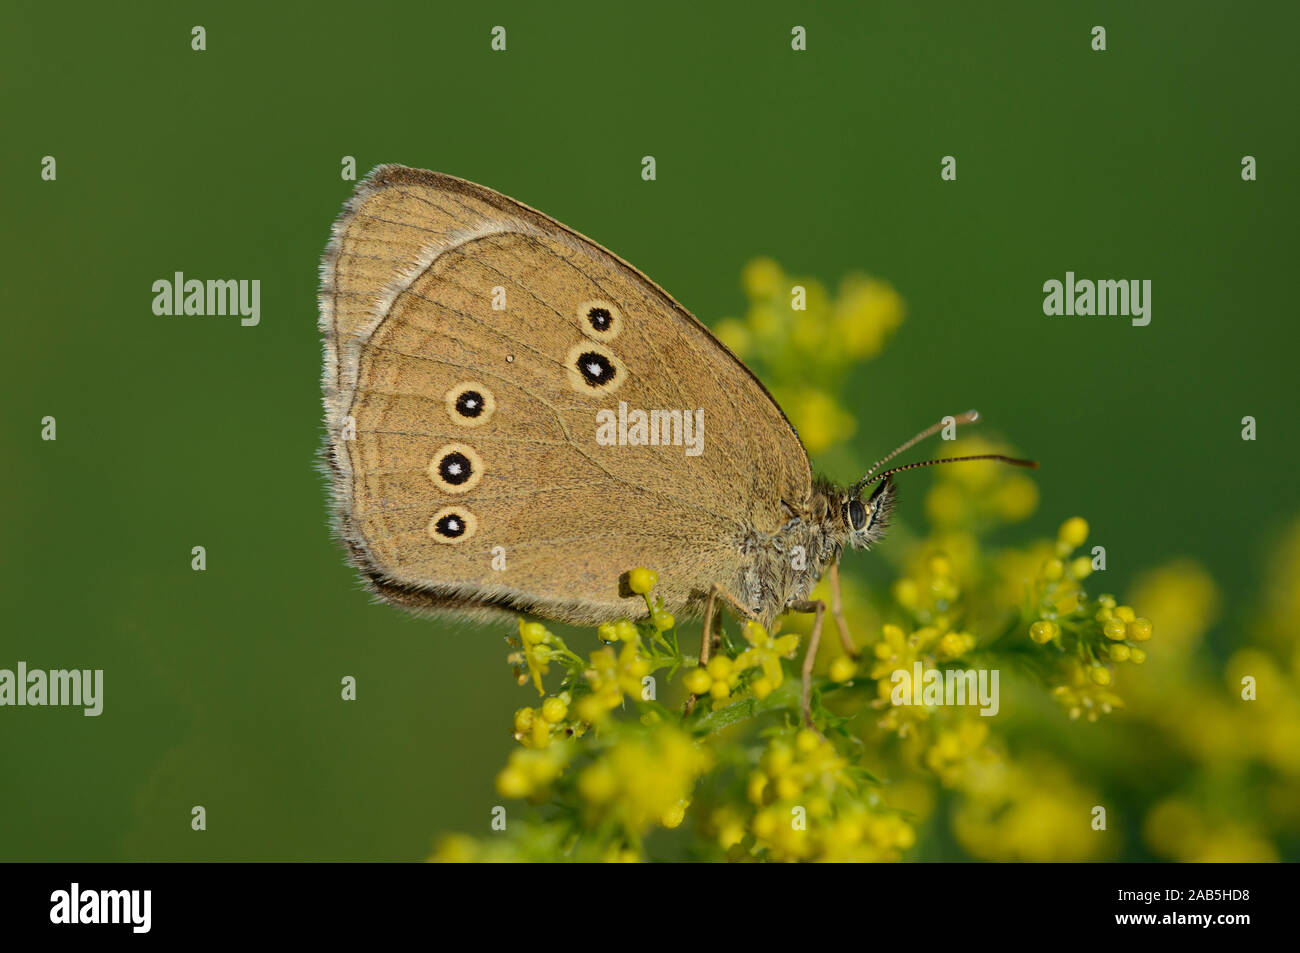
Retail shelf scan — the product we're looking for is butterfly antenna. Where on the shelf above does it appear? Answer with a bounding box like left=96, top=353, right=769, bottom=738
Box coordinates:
left=869, top=453, right=1039, bottom=485
left=851, top=410, right=981, bottom=496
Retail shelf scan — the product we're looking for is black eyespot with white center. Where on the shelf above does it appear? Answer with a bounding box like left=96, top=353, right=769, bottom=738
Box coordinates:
left=428, top=443, right=483, bottom=494
left=445, top=381, right=495, bottom=428
left=576, top=299, right=623, bottom=342
left=565, top=341, right=625, bottom=395
left=428, top=505, right=477, bottom=544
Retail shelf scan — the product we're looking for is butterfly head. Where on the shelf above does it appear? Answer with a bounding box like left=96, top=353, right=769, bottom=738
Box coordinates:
left=842, top=478, right=896, bottom=550
left=838, top=411, right=1038, bottom=552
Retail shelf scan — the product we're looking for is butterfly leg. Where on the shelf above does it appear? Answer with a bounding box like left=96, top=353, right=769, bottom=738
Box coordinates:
left=788, top=598, right=826, bottom=730
left=828, top=562, right=856, bottom=657
left=685, top=583, right=758, bottom=715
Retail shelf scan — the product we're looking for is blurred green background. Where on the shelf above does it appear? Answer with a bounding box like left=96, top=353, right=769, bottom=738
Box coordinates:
left=2, top=0, right=1296, bottom=860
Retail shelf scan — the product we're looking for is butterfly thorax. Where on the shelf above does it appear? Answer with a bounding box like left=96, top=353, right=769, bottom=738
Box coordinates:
left=736, top=477, right=896, bottom=626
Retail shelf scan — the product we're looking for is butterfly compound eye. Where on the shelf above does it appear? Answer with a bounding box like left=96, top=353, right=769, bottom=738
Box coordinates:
left=847, top=498, right=867, bottom=531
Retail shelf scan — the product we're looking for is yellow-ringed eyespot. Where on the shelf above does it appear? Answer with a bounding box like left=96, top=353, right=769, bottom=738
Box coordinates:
left=428, top=506, right=477, bottom=543
left=565, top=341, right=625, bottom=395
left=445, top=381, right=496, bottom=427
left=577, top=299, right=623, bottom=343
left=428, top=443, right=484, bottom=494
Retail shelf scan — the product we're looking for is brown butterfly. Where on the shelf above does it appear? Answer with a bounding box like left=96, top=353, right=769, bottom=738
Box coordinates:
left=319, top=165, right=1034, bottom=724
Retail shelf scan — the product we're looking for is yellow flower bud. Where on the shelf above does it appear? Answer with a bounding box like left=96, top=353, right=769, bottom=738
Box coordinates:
left=1103, top=620, right=1128, bottom=641
left=661, top=801, right=687, bottom=829
left=541, top=697, right=568, bottom=723
left=683, top=668, right=712, bottom=695
left=519, top=621, right=548, bottom=645
left=1128, top=618, right=1153, bottom=641
left=1129, top=647, right=1146, bottom=664
left=496, top=766, right=530, bottom=798
left=751, top=676, right=774, bottom=700
left=776, top=775, right=802, bottom=801
left=1089, top=666, right=1112, bottom=686
left=513, top=707, right=535, bottom=734
left=1029, top=620, right=1056, bottom=644
left=829, top=656, right=856, bottom=682
left=627, top=567, right=658, bottom=595
left=706, top=656, right=733, bottom=680
left=752, top=809, right=778, bottom=838
left=1059, top=517, right=1089, bottom=548
left=1115, top=606, right=1136, bottom=623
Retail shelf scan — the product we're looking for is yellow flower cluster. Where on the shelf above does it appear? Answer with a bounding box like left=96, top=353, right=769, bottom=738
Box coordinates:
left=512, top=693, right=577, bottom=748
left=1012, top=517, right=1095, bottom=622
left=507, top=619, right=583, bottom=695
left=740, top=730, right=913, bottom=862
left=1050, top=659, right=1125, bottom=722
left=1014, top=518, right=1155, bottom=719
left=1118, top=536, right=1300, bottom=865
left=867, top=622, right=974, bottom=734
left=577, top=725, right=711, bottom=837
left=578, top=629, right=651, bottom=725
left=951, top=755, right=1111, bottom=862
left=924, top=719, right=995, bottom=788
left=496, top=743, right=571, bottom=800
left=683, top=620, right=800, bottom=702
left=506, top=620, right=554, bottom=694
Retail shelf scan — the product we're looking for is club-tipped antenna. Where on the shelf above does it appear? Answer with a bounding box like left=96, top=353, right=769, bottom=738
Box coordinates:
left=851, top=410, right=981, bottom=496
left=869, top=453, right=1039, bottom=485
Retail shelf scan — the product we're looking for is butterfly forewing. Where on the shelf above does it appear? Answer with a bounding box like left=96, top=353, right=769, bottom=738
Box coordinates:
left=320, top=166, right=811, bottom=623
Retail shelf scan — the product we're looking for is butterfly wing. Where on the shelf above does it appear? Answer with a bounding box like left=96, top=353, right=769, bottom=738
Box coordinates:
left=320, top=165, right=811, bottom=624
